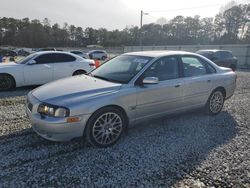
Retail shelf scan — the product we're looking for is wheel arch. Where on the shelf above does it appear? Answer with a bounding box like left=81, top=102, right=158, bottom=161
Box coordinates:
left=89, top=104, right=128, bottom=124
left=72, top=69, right=87, bottom=76
left=83, top=104, right=129, bottom=137
left=212, top=86, right=226, bottom=98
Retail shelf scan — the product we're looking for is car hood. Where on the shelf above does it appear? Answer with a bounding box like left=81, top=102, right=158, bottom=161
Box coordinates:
left=32, top=75, right=122, bottom=105
left=0, top=62, right=20, bottom=68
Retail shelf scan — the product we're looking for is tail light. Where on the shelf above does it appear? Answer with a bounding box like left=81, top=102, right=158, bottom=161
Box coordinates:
left=94, top=60, right=101, bottom=68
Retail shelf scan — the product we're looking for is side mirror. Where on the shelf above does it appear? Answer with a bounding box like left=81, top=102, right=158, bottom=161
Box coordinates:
left=142, top=77, right=159, bottom=84
left=28, top=59, right=36, bottom=65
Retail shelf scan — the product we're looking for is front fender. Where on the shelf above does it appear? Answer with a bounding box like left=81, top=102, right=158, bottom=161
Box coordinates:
left=0, top=68, right=24, bottom=87
left=69, top=87, right=137, bottom=123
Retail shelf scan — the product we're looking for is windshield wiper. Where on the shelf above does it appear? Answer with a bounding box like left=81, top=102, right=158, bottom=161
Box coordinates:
left=92, top=75, right=121, bottom=83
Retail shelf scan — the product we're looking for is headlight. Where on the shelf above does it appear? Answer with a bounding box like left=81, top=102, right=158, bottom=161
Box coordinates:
left=38, top=103, right=69, bottom=117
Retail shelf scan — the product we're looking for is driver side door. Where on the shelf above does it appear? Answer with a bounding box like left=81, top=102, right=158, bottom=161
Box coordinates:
left=23, top=54, right=54, bottom=85
left=135, top=56, right=183, bottom=121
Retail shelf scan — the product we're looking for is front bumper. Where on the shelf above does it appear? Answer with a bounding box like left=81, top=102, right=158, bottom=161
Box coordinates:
left=26, top=93, right=91, bottom=142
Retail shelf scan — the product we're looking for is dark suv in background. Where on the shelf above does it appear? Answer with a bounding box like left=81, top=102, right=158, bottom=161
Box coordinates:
left=196, top=50, right=238, bottom=71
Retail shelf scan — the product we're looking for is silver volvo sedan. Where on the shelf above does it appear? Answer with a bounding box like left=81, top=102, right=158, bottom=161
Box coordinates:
left=26, top=51, right=237, bottom=147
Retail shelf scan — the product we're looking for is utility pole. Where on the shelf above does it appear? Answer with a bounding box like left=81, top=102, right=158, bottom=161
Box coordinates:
left=139, top=10, right=143, bottom=46
left=140, top=10, right=143, bottom=29
left=139, top=10, right=148, bottom=46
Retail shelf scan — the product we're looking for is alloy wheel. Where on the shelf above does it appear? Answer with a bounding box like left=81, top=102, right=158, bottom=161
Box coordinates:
left=209, top=91, right=224, bottom=114
left=92, top=112, right=123, bottom=145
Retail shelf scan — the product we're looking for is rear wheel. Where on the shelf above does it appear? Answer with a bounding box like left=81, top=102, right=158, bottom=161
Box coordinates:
left=206, top=90, right=225, bottom=115
left=85, top=107, right=126, bottom=147
left=73, top=70, right=86, bottom=76
left=0, top=74, right=15, bottom=91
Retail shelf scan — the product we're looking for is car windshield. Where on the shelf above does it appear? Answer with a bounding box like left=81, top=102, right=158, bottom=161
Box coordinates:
left=197, top=51, right=212, bottom=59
left=16, top=53, right=36, bottom=64
left=90, top=55, right=153, bottom=84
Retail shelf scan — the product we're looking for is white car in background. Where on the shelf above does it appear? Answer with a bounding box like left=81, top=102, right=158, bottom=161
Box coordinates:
left=88, top=50, right=108, bottom=60
left=0, top=51, right=96, bottom=91
left=69, top=50, right=89, bottom=59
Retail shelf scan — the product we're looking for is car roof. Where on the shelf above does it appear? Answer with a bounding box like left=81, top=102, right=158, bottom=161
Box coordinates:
left=34, top=51, right=79, bottom=56
left=124, top=50, right=196, bottom=58
left=35, top=51, right=72, bottom=55
left=88, top=50, right=106, bottom=53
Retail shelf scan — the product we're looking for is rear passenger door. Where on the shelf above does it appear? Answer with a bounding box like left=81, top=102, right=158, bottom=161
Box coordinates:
left=52, top=53, right=77, bottom=80
left=181, top=55, right=216, bottom=108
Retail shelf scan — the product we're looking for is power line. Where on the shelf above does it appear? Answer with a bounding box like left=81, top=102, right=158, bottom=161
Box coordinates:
left=144, top=3, right=223, bottom=13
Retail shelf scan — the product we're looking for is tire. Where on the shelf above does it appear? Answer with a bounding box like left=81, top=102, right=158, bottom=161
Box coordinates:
left=205, top=89, right=225, bottom=115
left=73, top=70, right=86, bottom=76
left=0, top=74, right=15, bottom=91
left=85, top=107, right=126, bottom=148
left=101, top=56, right=106, bottom=60
left=230, top=64, right=236, bottom=71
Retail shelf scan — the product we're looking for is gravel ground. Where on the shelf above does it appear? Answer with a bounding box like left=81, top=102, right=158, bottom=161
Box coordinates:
left=0, top=70, right=249, bottom=187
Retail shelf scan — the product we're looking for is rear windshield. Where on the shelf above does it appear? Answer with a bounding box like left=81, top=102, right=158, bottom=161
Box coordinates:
left=196, top=51, right=213, bottom=59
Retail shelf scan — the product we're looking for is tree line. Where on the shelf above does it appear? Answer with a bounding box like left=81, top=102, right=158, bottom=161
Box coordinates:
left=0, top=3, right=249, bottom=48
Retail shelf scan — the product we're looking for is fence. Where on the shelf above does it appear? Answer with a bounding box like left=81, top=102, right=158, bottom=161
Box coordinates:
left=124, top=44, right=250, bottom=68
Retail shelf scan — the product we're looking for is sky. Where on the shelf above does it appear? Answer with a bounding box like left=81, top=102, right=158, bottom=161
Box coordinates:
left=0, top=0, right=248, bottom=30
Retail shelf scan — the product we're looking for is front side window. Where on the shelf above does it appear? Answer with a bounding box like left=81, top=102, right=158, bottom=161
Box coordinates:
left=143, top=56, right=179, bottom=81
left=91, top=55, right=152, bottom=83
left=16, top=53, right=37, bottom=64
left=35, top=54, right=55, bottom=64
left=182, top=56, right=207, bottom=77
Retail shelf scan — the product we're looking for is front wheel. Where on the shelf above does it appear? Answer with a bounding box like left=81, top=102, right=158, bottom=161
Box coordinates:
left=206, top=90, right=225, bottom=115
left=0, top=74, right=15, bottom=91
left=85, top=107, right=126, bottom=147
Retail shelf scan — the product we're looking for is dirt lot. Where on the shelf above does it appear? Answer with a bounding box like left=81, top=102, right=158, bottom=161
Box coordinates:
left=0, top=70, right=250, bottom=187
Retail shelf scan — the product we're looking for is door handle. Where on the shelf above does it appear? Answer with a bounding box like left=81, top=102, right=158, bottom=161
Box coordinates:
left=175, top=84, right=181, bottom=88
left=207, top=80, right=211, bottom=83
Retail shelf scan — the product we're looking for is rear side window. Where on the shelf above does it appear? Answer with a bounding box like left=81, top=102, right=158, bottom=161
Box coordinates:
left=53, top=54, right=76, bottom=62
left=181, top=56, right=207, bottom=77
left=205, top=61, right=216, bottom=74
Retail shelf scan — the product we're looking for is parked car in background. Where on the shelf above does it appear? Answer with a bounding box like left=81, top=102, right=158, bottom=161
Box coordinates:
left=37, top=48, right=58, bottom=52
left=69, top=50, right=89, bottom=59
left=0, top=49, right=18, bottom=57
left=0, top=51, right=96, bottom=91
left=88, top=50, right=108, bottom=60
left=196, top=50, right=238, bottom=71
left=26, top=51, right=236, bottom=147
left=15, top=49, right=30, bottom=56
